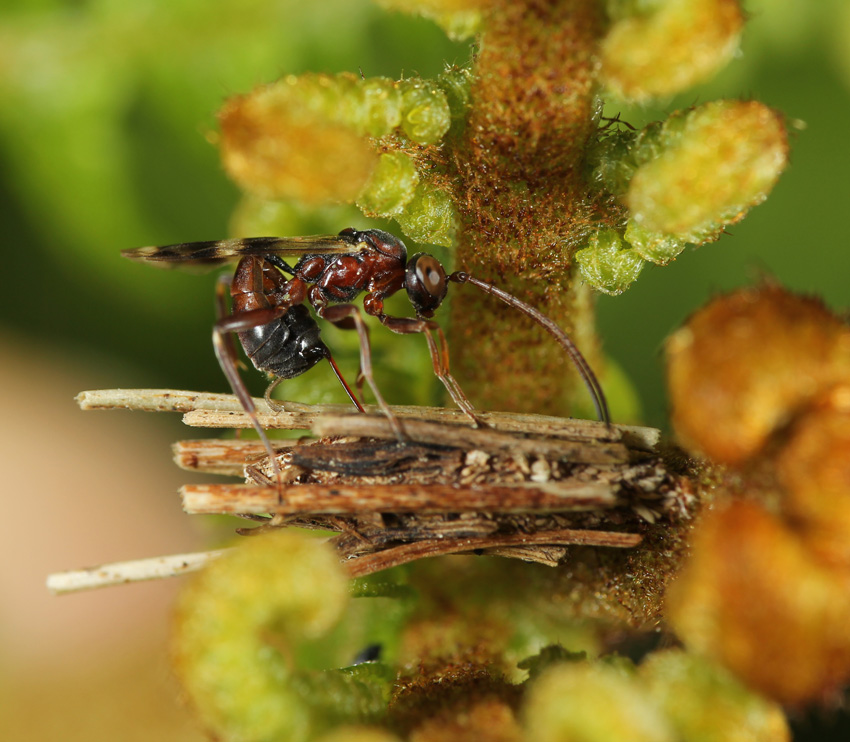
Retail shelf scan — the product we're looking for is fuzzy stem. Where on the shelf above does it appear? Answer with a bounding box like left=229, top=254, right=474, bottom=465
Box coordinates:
left=450, top=0, right=605, bottom=415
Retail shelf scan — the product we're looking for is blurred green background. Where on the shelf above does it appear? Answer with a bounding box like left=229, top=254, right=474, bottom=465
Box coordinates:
left=1, top=0, right=849, bottom=739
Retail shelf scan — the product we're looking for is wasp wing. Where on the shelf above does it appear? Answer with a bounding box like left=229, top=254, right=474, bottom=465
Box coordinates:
left=121, top=234, right=361, bottom=269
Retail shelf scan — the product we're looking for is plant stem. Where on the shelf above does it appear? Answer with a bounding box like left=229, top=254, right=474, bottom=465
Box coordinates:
left=451, top=0, right=606, bottom=415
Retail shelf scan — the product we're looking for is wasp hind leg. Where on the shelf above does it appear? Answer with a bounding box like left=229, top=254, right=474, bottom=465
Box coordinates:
left=213, top=305, right=293, bottom=493
left=263, top=377, right=286, bottom=413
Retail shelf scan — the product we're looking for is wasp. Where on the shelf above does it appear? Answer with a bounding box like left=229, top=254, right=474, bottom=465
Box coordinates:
left=123, top=228, right=609, bottom=479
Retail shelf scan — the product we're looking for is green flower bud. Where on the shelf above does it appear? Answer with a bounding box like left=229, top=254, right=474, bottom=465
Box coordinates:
left=219, top=78, right=379, bottom=203
left=274, top=73, right=401, bottom=138
left=624, top=219, right=686, bottom=265
left=627, top=100, right=788, bottom=243
left=319, top=73, right=365, bottom=123
left=602, top=0, right=744, bottom=102
left=357, top=151, right=420, bottom=217
left=172, top=531, right=386, bottom=742
left=640, top=651, right=791, bottom=742
left=574, top=228, right=644, bottom=295
left=586, top=129, right=638, bottom=195
left=432, top=9, right=482, bottom=41
left=395, top=179, right=456, bottom=246
left=523, top=662, right=674, bottom=742
left=357, top=77, right=403, bottom=138
left=436, top=65, right=473, bottom=136
left=398, top=78, right=451, bottom=145
left=375, top=1, right=484, bottom=41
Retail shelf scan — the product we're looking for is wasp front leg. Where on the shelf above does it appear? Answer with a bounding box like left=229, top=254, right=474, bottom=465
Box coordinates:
left=362, top=294, right=482, bottom=427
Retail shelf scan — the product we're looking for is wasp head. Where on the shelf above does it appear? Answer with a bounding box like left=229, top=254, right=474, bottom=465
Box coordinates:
left=405, top=253, right=448, bottom=317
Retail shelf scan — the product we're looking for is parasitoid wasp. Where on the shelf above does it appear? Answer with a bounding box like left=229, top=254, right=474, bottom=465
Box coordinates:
left=123, top=227, right=609, bottom=480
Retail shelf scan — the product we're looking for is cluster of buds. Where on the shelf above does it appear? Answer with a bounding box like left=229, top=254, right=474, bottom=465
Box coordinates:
left=577, top=101, right=789, bottom=294
left=173, top=529, right=790, bottom=742
left=218, top=67, right=471, bottom=247
left=555, top=0, right=788, bottom=294
left=665, top=283, right=850, bottom=705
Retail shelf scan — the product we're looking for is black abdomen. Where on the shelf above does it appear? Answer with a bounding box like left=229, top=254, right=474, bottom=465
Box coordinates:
left=239, top=304, right=328, bottom=380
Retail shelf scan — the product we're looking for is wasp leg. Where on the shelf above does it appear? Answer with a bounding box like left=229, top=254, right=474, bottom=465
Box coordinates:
left=325, top=352, right=367, bottom=412
left=264, top=356, right=366, bottom=413
left=376, top=314, right=483, bottom=427
left=354, top=366, right=367, bottom=407
left=262, top=349, right=365, bottom=414
left=215, top=273, right=248, bottom=372
left=427, top=324, right=484, bottom=426
left=316, top=303, right=405, bottom=440
left=264, top=376, right=286, bottom=413
left=214, top=306, right=292, bottom=488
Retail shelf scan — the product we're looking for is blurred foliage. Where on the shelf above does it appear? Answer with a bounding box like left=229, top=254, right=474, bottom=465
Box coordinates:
left=173, top=531, right=397, bottom=741
left=665, top=283, right=850, bottom=706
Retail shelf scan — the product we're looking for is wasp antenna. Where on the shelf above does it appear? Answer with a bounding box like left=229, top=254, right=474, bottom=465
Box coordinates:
left=449, top=272, right=611, bottom=426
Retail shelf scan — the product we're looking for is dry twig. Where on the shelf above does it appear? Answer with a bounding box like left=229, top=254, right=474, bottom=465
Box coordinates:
left=55, top=389, right=689, bottom=590
left=47, top=550, right=227, bottom=594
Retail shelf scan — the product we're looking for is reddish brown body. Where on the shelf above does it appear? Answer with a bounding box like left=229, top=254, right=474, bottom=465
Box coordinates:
left=231, top=229, right=411, bottom=322
left=225, top=228, right=451, bottom=393
left=281, top=229, right=408, bottom=314
left=230, top=257, right=329, bottom=382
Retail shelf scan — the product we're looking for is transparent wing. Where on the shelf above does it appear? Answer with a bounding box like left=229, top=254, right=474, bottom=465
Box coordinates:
left=121, top=234, right=361, bottom=269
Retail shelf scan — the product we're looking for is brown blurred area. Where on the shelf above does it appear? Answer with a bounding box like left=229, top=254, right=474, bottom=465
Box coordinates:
left=0, top=332, right=207, bottom=741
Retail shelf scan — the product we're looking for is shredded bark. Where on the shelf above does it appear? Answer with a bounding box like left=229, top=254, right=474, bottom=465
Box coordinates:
left=73, top=389, right=694, bottom=580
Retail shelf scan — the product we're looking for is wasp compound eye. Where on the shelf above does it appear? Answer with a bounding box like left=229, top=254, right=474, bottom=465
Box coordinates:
left=405, top=253, right=448, bottom=316
left=417, top=256, right=445, bottom=294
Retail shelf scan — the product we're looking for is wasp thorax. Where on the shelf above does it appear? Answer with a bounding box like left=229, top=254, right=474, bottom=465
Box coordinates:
left=405, top=253, right=448, bottom=316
